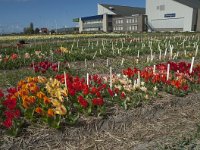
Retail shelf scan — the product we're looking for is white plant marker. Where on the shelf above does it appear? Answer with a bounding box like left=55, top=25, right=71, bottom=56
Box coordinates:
left=121, top=58, right=125, bottom=66
left=150, top=47, right=153, bottom=61
left=137, top=50, right=140, bottom=58
left=100, top=49, right=102, bottom=55
left=64, top=71, right=67, bottom=88
left=92, top=42, right=94, bottom=49
left=147, top=56, right=150, bottom=63
left=137, top=71, right=141, bottom=87
left=190, top=57, right=195, bottom=73
left=195, top=45, right=198, bottom=57
left=153, top=65, right=156, bottom=74
left=159, top=49, right=162, bottom=60
left=107, top=58, right=109, bottom=67
left=58, top=61, right=60, bottom=71
left=68, top=63, right=70, bottom=69
left=92, top=51, right=97, bottom=59
left=117, top=48, right=120, bottom=54
left=86, top=73, right=89, bottom=86
left=93, top=63, right=95, bottom=68
left=110, top=67, right=112, bottom=89
left=169, top=45, right=173, bottom=59
left=85, top=59, right=87, bottom=68
left=184, top=50, right=187, bottom=57
left=164, top=48, right=167, bottom=59
left=167, top=64, right=170, bottom=80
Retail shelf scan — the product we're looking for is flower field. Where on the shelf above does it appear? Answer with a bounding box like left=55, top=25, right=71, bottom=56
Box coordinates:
left=1, top=33, right=200, bottom=149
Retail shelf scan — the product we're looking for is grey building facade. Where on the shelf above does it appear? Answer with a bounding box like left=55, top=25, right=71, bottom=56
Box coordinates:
left=74, top=4, right=147, bottom=33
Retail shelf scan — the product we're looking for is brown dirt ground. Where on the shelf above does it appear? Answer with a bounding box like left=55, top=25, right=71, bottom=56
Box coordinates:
left=1, top=92, right=200, bottom=150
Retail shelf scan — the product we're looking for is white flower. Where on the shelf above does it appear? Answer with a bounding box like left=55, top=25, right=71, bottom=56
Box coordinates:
left=153, top=86, right=158, bottom=92
left=128, top=79, right=132, bottom=84
left=117, top=74, right=121, bottom=78
left=123, top=75, right=128, bottom=79
left=144, top=94, right=149, bottom=100
left=115, top=85, right=122, bottom=90
left=140, top=86, right=147, bottom=92
left=141, top=81, right=145, bottom=86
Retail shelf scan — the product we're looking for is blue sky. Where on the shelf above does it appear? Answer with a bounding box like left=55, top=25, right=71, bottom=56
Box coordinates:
left=0, top=0, right=145, bottom=33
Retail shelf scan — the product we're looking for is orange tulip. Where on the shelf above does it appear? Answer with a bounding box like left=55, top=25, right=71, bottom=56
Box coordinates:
left=43, top=96, right=51, bottom=104
left=36, top=91, right=45, bottom=99
left=47, top=108, right=55, bottom=117
left=35, top=107, right=43, bottom=115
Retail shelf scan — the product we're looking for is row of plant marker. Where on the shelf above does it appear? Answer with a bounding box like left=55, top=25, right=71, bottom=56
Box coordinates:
left=0, top=58, right=200, bottom=136
left=0, top=35, right=199, bottom=70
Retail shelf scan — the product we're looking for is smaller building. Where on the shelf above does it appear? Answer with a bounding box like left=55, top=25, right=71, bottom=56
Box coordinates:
left=40, top=28, right=48, bottom=34
left=74, top=4, right=147, bottom=33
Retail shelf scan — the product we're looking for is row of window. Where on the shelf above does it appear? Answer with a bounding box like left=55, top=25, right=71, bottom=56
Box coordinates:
left=126, top=18, right=138, bottom=24
left=127, top=25, right=138, bottom=31
left=115, top=18, right=138, bottom=24
left=83, top=19, right=102, bottom=25
left=83, top=27, right=102, bottom=31
left=113, top=25, right=138, bottom=31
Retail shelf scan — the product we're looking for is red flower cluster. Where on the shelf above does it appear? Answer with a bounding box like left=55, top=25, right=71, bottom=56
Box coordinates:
left=55, top=74, right=116, bottom=109
left=123, top=68, right=138, bottom=78
left=92, top=98, right=104, bottom=106
left=1, top=88, right=21, bottom=128
left=0, top=89, right=4, bottom=98
left=31, top=61, right=59, bottom=73
left=78, top=96, right=88, bottom=108
left=123, top=61, right=200, bottom=92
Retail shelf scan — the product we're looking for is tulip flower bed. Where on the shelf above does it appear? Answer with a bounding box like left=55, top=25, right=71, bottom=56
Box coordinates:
left=1, top=33, right=200, bottom=149
left=0, top=60, right=200, bottom=137
left=1, top=33, right=200, bottom=71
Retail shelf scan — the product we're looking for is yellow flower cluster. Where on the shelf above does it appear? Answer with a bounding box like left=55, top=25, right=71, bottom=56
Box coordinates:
left=15, top=76, right=68, bottom=117
left=45, top=78, right=68, bottom=115
left=59, top=46, right=69, bottom=53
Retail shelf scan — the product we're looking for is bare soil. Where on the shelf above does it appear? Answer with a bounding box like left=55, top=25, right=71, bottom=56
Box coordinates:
left=1, top=92, right=200, bottom=150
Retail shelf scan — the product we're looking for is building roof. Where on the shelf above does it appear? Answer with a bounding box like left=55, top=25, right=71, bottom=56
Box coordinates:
left=174, top=0, right=200, bottom=9
left=100, top=4, right=145, bottom=16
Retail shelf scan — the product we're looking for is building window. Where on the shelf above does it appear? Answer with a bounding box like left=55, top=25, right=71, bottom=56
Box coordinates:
left=83, top=19, right=102, bottom=25
left=160, top=5, right=165, bottom=11
left=114, top=26, right=123, bottom=31
left=131, top=25, right=138, bottom=31
left=135, top=18, right=138, bottom=23
left=83, top=27, right=102, bottom=31
left=126, top=18, right=132, bottom=24
left=127, top=26, right=132, bottom=31
left=116, top=19, right=123, bottom=24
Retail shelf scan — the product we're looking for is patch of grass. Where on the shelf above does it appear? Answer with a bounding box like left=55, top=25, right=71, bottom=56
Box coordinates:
left=0, top=68, right=36, bottom=89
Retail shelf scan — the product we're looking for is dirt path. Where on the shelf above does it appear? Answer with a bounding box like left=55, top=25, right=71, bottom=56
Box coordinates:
left=1, top=92, right=200, bottom=150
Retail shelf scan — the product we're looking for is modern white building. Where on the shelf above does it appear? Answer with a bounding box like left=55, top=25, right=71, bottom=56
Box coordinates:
left=146, top=0, right=200, bottom=32
left=74, top=4, right=147, bottom=33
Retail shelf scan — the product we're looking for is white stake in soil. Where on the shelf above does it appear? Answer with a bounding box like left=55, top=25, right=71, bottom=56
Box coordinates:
left=190, top=57, right=195, bottom=73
